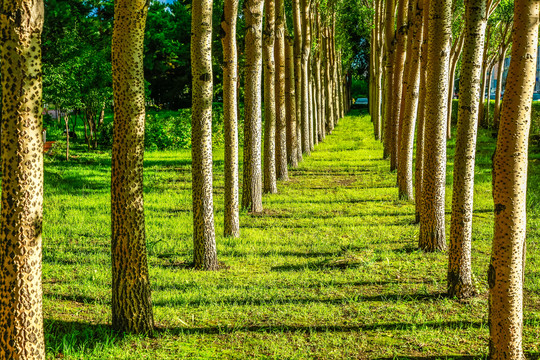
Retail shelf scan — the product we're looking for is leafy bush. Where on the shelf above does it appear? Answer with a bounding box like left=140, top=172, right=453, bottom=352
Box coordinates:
left=451, top=99, right=540, bottom=137
left=97, top=103, right=244, bottom=151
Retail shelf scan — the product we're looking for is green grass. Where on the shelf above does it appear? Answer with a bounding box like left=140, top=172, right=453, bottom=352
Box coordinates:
left=40, top=109, right=539, bottom=359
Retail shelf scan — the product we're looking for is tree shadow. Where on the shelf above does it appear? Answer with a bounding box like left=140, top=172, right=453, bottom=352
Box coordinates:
left=43, top=318, right=488, bottom=357
left=152, top=291, right=448, bottom=308
left=44, top=320, right=116, bottom=355
left=155, top=319, right=485, bottom=335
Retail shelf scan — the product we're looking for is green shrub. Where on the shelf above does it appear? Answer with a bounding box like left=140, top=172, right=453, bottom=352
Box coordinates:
left=451, top=99, right=540, bottom=137
left=98, top=104, right=244, bottom=151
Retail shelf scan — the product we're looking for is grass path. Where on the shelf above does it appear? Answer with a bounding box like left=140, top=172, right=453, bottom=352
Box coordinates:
left=43, top=110, right=539, bottom=359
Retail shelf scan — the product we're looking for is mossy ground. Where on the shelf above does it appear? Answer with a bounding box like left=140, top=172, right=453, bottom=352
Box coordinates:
left=41, top=109, right=539, bottom=359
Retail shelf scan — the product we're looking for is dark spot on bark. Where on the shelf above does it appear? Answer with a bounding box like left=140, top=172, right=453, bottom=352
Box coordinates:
left=494, top=203, right=506, bottom=214
left=487, top=263, right=495, bottom=289
left=200, top=73, right=211, bottom=82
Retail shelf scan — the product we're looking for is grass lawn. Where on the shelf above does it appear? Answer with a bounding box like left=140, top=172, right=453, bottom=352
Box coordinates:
left=41, top=109, right=539, bottom=359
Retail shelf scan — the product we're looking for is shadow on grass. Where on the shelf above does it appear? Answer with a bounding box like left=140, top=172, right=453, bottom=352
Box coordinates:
left=44, top=292, right=108, bottom=305
left=44, top=320, right=116, bottom=355
left=44, top=170, right=109, bottom=194
left=152, top=291, right=448, bottom=308
left=155, top=319, right=485, bottom=335
left=43, top=318, right=488, bottom=357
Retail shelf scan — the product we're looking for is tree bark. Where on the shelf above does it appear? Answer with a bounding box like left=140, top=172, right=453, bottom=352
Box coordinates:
left=446, top=32, right=465, bottom=140
left=0, top=0, right=46, bottom=357
left=292, top=0, right=304, bottom=163
left=493, top=21, right=512, bottom=130
left=222, top=0, right=240, bottom=237
left=390, top=0, right=409, bottom=171
left=383, top=0, right=396, bottom=159
left=489, top=0, right=539, bottom=357
left=418, top=0, right=452, bottom=252
left=447, top=0, right=487, bottom=300
left=242, top=0, right=265, bottom=212
left=191, top=0, right=218, bottom=269
left=275, top=0, right=288, bottom=181
left=414, top=0, right=430, bottom=223
left=285, top=35, right=299, bottom=167
left=324, top=26, right=335, bottom=134
left=111, top=0, right=155, bottom=331
left=263, top=0, right=277, bottom=193
left=397, top=0, right=423, bottom=201
left=300, top=0, right=311, bottom=155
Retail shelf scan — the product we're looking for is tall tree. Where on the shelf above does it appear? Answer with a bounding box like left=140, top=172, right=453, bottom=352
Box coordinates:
left=275, top=0, right=289, bottom=180
left=222, top=0, right=240, bottom=237
left=414, top=0, right=430, bottom=223
left=324, top=23, right=335, bottom=135
left=263, top=0, right=278, bottom=193
left=389, top=0, right=409, bottom=171
left=397, top=0, right=424, bottom=201
left=447, top=0, right=489, bottom=300
left=285, top=34, right=299, bottom=167
left=0, top=0, right=46, bottom=356
left=489, top=0, right=539, bottom=356
left=300, top=0, right=312, bottom=155
left=192, top=0, right=218, bottom=269
left=446, top=32, right=465, bottom=140
left=382, top=0, right=396, bottom=159
left=242, top=0, right=265, bottom=212
left=111, top=0, right=154, bottom=332
left=418, top=0, right=452, bottom=252
left=293, top=0, right=304, bottom=163
left=492, top=7, right=513, bottom=129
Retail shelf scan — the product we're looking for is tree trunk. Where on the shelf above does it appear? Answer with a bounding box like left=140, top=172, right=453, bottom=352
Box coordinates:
left=397, top=0, right=423, bottom=201
left=191, top=0, right=218, bottom=269
left=275, top=0, right=288, bottom=181
left=315, top=9, right=324, bottom=142
left=414, top=0, right=430, bottom=222
left=390, top=0, right=409, bottom=171
left=446, top=33, right=465, bottom=140
left=263, top=0, right=277, bottom=193
left=478, top=61, right=489, bottom=128
left=0, top=0, right=46, bottom=356
left=383, top=0, right=396, bottom=159
left=111, top=0, right=154, bottom=333
left=324, top=26, right=335, bottom=134
left=478, top=25, right=492, bottom=129
left=493, top=47, right=508, bottom=130
left=292, top=0, right=303, bottom=164
left=485, top=60, right=495, bottom=127
left=222, top=0, right=240, bottom=237
left=311, top=66, right=318, bottom=147
left=285, top=35, right=299, bottom=167
left=300, top=0, right=311, bottom=155
left=489, top=0, right=539, bottom=357
left=331, top=15, right=339, bottom=125
left=447, top=0, right=487, bottom=300
left=65, top=115, right=70, bottom=161
left=242, top=0, right=265, bottom=212
left=418, top=0, right=452, bottom=252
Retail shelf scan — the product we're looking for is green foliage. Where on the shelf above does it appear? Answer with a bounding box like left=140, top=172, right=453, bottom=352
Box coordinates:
left=351, top=78, right=368, bottom=98
left=451, top=99, right=540, bottom=136
left=38, top=110, right=540, bottom=359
